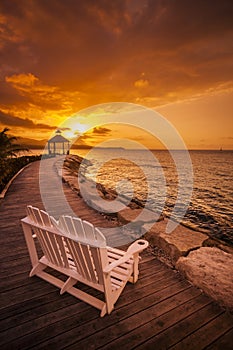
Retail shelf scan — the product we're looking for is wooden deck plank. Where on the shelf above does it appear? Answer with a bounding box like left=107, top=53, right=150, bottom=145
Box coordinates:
left=65, top=288, right=204, bottom=350
left=1, top=273, right=189, bottom=348
left=169, top=312, right=233, bottom=350
left=0, top=265, right=174, bottom=334
left=0, top=159, right=232, bottom=349
left=0, top=289, right=72, bottom=323
left=204, top=328, right=233, bottom=350
left=21, top=285, right=193, bottom=349
left=121, top=301, right=223, bottom=350
left=0, top=280, right=59, bottom=310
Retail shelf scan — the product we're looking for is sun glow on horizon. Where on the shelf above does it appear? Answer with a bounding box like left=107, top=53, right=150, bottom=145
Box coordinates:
left=0, top=2, right=232, bottom=149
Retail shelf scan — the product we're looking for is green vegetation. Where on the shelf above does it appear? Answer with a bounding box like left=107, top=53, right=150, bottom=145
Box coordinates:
left=0, top=128, right=41, bottom=193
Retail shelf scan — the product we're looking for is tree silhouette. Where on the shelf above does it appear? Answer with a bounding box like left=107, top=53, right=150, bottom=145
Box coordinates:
left=0, top=128, right=28, bottom=160
left=0, top=128, right=29, bottom=192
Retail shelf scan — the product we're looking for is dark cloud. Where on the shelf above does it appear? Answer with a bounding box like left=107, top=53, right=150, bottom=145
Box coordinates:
left=91, top=126, right=111, bottom=135
left=0, top=110, right=55, bottom=129
left=0, top=81, right=27, bottom=105
left=0, top=0, right=232, bottom=107
left=133, top=0, right=233, bottom=47
left=71, top=134, right=91, bottom=148
left=59, top=127, right=71, bottom=131
left=221, top=136, right=233, bottom=140
left=74, top=126, right=111, bottom=136
left=71, top=125, right=112, bottom=147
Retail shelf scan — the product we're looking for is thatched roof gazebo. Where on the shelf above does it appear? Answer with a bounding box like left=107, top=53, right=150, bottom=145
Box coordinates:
left=47, top=130, right=70, bottom=156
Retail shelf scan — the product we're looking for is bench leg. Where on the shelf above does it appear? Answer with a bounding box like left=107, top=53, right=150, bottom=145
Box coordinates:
left=60, top=277, right=77, bottom=295
left=30, top=262, right=47, bottom=277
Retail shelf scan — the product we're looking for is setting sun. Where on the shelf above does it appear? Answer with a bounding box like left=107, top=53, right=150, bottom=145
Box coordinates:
left=0, top=1, right=232, bottom=149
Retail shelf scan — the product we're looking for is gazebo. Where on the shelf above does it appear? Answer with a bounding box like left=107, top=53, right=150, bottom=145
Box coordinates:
left=47, top=130, right=70, bottom=156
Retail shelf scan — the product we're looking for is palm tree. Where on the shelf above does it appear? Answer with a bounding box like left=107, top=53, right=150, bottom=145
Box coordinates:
left=0, top=128, right=28, bottom=160
left=0, top=128, right=29, bottom=191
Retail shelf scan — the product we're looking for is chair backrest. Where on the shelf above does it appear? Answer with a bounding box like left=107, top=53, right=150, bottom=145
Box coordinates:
left=26, top=206, right=107, bottom=286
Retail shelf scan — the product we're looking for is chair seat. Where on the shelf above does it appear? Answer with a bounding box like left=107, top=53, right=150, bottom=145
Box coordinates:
left=107, top=246, right=134, bottom=291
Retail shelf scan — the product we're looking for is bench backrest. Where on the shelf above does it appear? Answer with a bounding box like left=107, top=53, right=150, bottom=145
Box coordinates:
left=26, top=206, right=108, bottom=286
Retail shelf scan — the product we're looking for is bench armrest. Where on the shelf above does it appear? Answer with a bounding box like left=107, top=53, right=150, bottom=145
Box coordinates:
left=103, top=239, right=148, bottom=274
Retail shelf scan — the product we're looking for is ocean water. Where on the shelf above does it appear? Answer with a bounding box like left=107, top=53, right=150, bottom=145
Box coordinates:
left=75, top=149, right=233, bottom=245
left=29, top=148, right=233, bottom=244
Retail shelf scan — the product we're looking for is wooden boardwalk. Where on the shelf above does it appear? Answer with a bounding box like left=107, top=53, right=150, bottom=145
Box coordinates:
left=0, top=160, right=232, bottom=349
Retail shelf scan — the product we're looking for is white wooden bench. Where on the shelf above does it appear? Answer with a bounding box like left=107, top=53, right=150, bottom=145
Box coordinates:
left=21, top=206, right=149, bottom=316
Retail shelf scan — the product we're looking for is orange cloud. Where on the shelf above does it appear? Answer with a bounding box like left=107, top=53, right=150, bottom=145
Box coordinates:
left=0, top=1, right=233, bottom=148
left=134, top=78, right=149, bottom=88
left=6, top=73, right=39, bottom=87
left=0, top=109, right=55, bottom=130
left=90, top=126, right=112, bottom=135
left=4, top=72, right=86, bottom=119
left=1, top=73, right=87, bottom=139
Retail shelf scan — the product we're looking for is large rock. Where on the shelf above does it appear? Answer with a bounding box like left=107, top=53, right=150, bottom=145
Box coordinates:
left=143, top=219, right=208, bottom=264
left=176, top=247, right=233, bottom=309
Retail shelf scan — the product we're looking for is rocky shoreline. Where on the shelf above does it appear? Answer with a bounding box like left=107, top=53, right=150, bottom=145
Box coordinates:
left=56, top=155, right=233, bottom=310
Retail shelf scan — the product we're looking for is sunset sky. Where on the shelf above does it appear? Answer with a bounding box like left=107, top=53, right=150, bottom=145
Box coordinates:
left=0, top=0, right=233, bottom=149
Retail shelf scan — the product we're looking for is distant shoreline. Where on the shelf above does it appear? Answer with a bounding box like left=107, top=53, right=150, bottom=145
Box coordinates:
left=16, top=143, right=233, bottom=153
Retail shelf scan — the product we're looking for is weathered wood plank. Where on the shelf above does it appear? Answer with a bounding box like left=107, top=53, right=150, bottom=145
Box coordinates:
left=118, top=301, right=222, bottom=350
left=24, top=282, right=192, bottom=350
left=66, top=287, right=203, bottom=350
left=204, top=328, right=233, bottom=350
left=169, top=312, right=233, bottom=350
